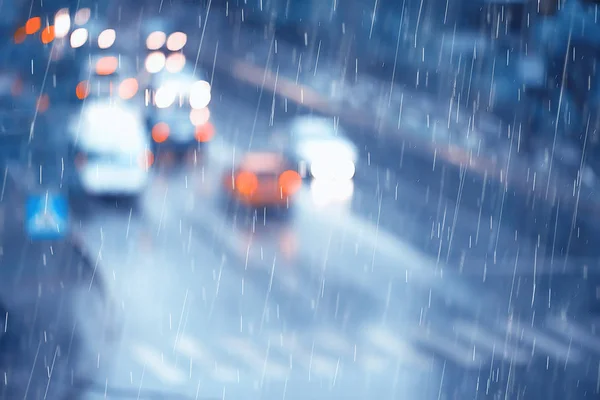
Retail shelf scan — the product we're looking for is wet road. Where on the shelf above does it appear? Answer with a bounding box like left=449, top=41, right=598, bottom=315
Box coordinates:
left=67, top=89, right=599, bottom=399
left=1, top=6, right=600, bottom=400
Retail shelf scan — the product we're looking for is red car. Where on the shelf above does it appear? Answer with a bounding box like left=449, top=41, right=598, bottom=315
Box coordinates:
left=222, top=152, right=302, bottom=209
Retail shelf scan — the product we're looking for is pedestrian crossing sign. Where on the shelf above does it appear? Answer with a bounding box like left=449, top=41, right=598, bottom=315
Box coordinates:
left=25, top=193, right=68, bottom=240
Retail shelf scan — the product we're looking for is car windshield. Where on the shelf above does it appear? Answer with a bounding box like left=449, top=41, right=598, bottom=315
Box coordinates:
left=3, top=2, right=600, bottom=400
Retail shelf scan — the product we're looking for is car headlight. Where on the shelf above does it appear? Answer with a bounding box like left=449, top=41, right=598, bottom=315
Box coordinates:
left=154, top=86, right=176, bottom=108
left=310, top=158, right=356, bottom=181
left=189, top=80, right=211, bottom=109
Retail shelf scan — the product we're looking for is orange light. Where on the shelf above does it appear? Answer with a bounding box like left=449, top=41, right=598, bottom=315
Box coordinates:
left=235, top=171, right=258, bottom=196
left=14, top=27, right=26, bottom=44
left=194, top=122, right=215, bottom=143
left=118, top=78, right=138, bottom=99
left=40, top=26, right=55, bottom=44
left=152, top=122, right=170, bottom=143
left=96, top=56, right=118, bottom=76
left=279, top=170, right=302, bottom=196
left=36, top=94, right=50, bottom=113
left=75, top=81, right=90, bottom=99
left=25, top=17, right=42, bottom=35
left=138, top=150, right=155, bottom=170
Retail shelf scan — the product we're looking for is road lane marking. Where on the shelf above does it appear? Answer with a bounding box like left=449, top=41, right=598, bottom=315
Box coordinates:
left=268, top=331, right=342, bottom=379
left=131, top=343, right=186, bottom=384
left=175, top=335, right=239, bottom=382
left=500, top=319, right=582, bottom=363
left=408, top=326, right=484, bottom=367
left=311, top=329, right=354, bottom=356
left=363, top=326, right=432, bottom=368
left=453, top=320, right=531, bottom=365
left=546, top=316, right=600, bottom=354
left=221, top=336, right=289, bottom=380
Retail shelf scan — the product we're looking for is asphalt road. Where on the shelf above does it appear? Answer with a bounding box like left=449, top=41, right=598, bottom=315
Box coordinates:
left=1, top=8, right=600, bottom=400
left=67, top=87, right=599, bottom=399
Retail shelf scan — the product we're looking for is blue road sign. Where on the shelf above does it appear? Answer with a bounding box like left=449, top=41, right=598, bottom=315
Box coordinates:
left=25, top=192, right=69, bottom=240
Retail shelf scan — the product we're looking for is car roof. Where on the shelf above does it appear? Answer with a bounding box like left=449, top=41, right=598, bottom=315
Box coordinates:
left=288, top=116, right=344, bottom=137
left=239, top=152, right=287, bottom=173
left=69, top=102, right=147, bottom=151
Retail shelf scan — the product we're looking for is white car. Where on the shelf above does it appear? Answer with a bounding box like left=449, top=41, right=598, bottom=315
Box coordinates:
left=68, top=101, right=151, bottom=197
left=146, top=67, right=212, bottom=154
left=276, top=116, right=358, bottom=181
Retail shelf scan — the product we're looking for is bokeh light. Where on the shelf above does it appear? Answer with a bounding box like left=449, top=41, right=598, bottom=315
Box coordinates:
left=189, top=108, right=210, bottom=126
left=139, top=150, right=155, bottom=170
left=40, top=26, right=55, bottom=44
left=151, top=122, right=170, bottom=143
left=118, top=78, right=139, bottom=100
left=36, top=94, right=50, bottom=113
left=165, top=53, right=186, bottom=73
left=76, top=81, right=90, bottom=99
left=154, top=85, right=176, bottom=108
left=74, top=8, right=91, bottom=25
left=14, top=27, right=26, bottom=44
left=145, top=52, right=166, bottom=74
left=189, top=81, right=211, bottom=109
left=70, top=28, right=88, bottom=48
left=98, top=29, right=116, bottom=49
left=235, top=171, right=258, bottom=195
left=54, top=9, right=71, bottom=38
left=166, top=32, right=187, bottom=51
left=195, top=123, right=215, bottom=143
left=146, top=31, right=166, bottom=50
left=25, top=17, right=41, bottom=35
left=95, top=56, right=118, bottom=76
left=279, top=170, right=302, bottom=195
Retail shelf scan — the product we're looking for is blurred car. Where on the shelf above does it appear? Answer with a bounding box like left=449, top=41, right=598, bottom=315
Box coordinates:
left=222, top=152, right=302, bottom=210
left=274, top=116, right=358, bottom=181
left=146, top=66, right=213, bottom=157
left=67, top=101, right=151, bottom=197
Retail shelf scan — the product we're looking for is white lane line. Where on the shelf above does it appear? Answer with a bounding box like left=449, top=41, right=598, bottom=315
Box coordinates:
left=221, top=336, right=289, bottom=380
left=175, top=335, right=239, bottom=382
left=408, top=326, right=484, bottom=368
left=268, top=332, right=341, bottom=378
left=453, top=320, right=531, bottom=365
left=131, top=343, right=186, bottom=384
left=500, top=319, right=582, bottom=363
left=363, top=326, right=432, bottom=369
left=546, top=316, right=600, bottom=354
left=311, top=330, right=354, bottom=357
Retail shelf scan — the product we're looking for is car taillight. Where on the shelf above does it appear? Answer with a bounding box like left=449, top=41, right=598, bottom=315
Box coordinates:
left=152, top=122, right=170, bottom=143
left=195, top=122, right=215, bottom=143
left=279, top=170, right=302, bottom=196
left=138, top=150, right=155, bottom=170
left=235, top=171, right=258, bottom=196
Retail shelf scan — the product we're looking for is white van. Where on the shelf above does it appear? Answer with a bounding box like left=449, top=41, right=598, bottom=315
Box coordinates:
left=68, top=101, right=151, bottom=197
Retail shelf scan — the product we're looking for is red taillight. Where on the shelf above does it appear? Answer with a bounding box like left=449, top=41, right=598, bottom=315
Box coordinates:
left=279, top=170, right=302, bottom=196
left=138, top=150, right=155, bottom=170
left=235, top=171, right=258, bottom=196
left=152, top=122, right=170, bottom=143
left=195, top=122, right=215, bottom=143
